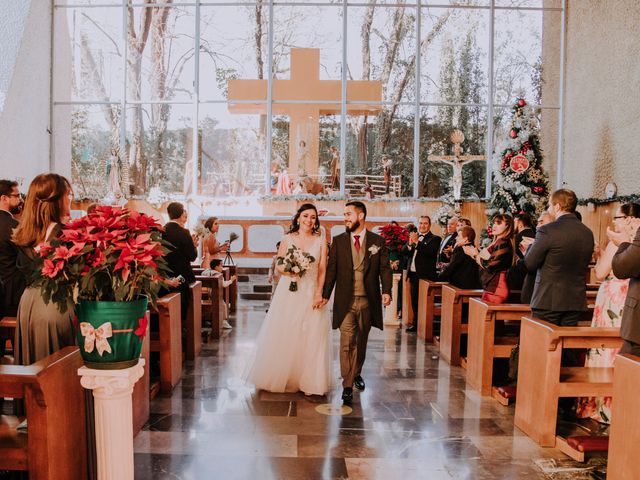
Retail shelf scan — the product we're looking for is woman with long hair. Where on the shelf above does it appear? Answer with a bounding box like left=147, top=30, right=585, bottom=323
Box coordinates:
left=201, top=216, right=229, bottom=268
left=463, top=214, right=515, bottom=303
left=576, top=202, right=640, bottom=423
left=12, top=173, right=75, bottom=365
left=245, top=203, right=332, bottom=398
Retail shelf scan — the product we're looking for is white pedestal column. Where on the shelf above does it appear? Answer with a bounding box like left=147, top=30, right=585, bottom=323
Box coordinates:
left=384, top=273, right=402, bottom=327
left=78, top=359, right=145, bottom=480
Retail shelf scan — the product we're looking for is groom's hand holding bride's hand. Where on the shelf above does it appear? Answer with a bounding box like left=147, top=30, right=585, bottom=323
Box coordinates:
left=313, top=296, right=328, bottom=309
left=382, top=294, right=391, bottom=306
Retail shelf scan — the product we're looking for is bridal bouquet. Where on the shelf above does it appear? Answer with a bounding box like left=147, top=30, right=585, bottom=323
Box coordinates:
left=277, top=244, right=315, bottom=292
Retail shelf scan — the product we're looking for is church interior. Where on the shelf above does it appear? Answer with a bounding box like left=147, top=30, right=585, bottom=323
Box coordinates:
left=0, top=0, right=639, bottom=479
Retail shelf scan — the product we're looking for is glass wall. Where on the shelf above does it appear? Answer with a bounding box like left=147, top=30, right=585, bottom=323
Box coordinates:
left=53, top=0, right=563, bottom=201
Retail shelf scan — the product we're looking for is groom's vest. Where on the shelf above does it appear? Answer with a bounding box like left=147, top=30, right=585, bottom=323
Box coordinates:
left=351, top=236, right=366, bottom=297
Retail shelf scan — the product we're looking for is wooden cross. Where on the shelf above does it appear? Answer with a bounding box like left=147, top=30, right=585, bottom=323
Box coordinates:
left=428, top=129, right=486, bottom=201
left=227, top=48, right=382, bottom=177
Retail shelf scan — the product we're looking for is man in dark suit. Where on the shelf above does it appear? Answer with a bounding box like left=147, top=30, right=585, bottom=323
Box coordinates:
left=436, top=216, right=458, bottom=270
left=0, top=179, right=25, bottom=317
left=514, top=212, right=535, bottom=259
left=321, top=201, right=392, bottom=403
left=162, top=202, right=198, bottom=320
left=402, top=215, right=441, bottom=332
left=610, top=219, right=640, bottom=355
left=523, top=189, right=594, bottom=326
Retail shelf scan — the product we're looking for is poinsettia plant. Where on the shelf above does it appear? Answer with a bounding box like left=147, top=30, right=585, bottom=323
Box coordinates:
left=378, top=224, right=409, bottom=252
left=33, top=206, right=170, bottom=312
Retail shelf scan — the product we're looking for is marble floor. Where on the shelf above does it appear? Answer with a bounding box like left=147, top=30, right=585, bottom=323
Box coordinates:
left=133, top=300, right=608, bottom=480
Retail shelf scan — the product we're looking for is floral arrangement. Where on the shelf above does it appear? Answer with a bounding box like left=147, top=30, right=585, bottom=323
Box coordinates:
left=277, top=244, right=315, bottom=292
left=378, top=224, right=409, bottom=253
left=33, top=206, right=170, bottom=312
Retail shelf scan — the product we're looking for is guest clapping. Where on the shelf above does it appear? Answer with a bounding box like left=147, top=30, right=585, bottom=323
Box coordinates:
left=463, top=214, right=514, bottom=304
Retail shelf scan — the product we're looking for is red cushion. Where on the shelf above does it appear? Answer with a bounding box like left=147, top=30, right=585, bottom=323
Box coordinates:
left=566, top=436, right=609, bottom=453
left=496, top=385, right=517, bottom=399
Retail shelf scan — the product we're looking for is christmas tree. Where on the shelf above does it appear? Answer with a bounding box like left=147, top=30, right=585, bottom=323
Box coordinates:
left=486, top=98, right=549, bottom=230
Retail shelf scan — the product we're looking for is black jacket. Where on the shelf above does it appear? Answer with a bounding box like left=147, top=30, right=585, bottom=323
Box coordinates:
left=402, top=231, right=441, bottom=281
left=524, top=213, right=594, bottom=312
left=438, top=245, right=481, bottom=289
left=163, top=222, right=197, bottom=284
left=0, top=211, right=26, bottom=316
left=322, top=230, right=392, bottom=330
left=612, top=226, right=640, bottom=344
left=438, top=232, right=458, bottom=263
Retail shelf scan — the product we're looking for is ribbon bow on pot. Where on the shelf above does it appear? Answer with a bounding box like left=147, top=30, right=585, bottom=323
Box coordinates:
left=80, top=322, right=113, bottom=356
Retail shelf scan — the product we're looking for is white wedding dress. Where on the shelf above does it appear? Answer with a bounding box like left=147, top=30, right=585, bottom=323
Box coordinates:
left=245, top=233, right=332, bottom=395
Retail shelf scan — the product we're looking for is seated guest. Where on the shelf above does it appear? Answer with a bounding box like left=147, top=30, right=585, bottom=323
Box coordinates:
left=463, top=214, right=514, bottom=304
left=524, top=189, right=594, bottom=326
left=576, top=202, right=640, bottom=424
left=0, top=179, right=26, bottom=317
left=438, top=226, right=481, bottom=289
left=162, top=202, right=198, bottom=320
left=12, top=174, right=75, bottom=365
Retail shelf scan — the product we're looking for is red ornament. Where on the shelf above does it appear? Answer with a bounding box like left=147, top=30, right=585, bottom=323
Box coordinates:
left=510, top=154, right=530, bottom=173
left=518, top=98, right=527, bottom=107
left=533, top=186, right=544, bottom=194
left=510, top=130, right=518, bottom=139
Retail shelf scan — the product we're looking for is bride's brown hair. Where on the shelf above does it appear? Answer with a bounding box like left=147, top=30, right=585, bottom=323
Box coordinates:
left=288, top=203, right=320, bottom=235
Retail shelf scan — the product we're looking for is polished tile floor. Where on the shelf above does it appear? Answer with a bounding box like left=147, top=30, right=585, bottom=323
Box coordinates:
left=133, top=300, right=608, bottom=479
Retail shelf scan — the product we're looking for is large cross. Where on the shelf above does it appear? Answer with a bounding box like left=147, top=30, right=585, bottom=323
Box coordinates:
left=227, top=48, right=382, bottom=176
left=428, top=129, right=486, bottom=201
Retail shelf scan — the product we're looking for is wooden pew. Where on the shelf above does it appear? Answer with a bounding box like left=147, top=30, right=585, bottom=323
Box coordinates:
left=185, top=281, right=202, bottom=361
left=197, top=275, right=225, bottom=340
left=0, top=316, right=16, bottom=357
left=150, top=292, right=182, bottom=393
left=132, top=313, right=150, bottom=435
left=0, top=347, right=87, bottom=479
left=514, top=317, right=621, bottom=447
left=439, top=286, right=483, bottom=366
left=417, top=280, right=447, bottom=343
left=608, top=353, right=640, bottom=479
left=465, top=299, right=531, bottom=400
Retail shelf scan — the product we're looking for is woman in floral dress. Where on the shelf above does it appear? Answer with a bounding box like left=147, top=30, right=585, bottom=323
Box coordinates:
left=576, top=202, right=640, bottom=423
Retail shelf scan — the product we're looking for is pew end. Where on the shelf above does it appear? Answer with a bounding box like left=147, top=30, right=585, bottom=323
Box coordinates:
left=150, top=292, right=183, bottom=393
left=514, top=316, right=621, bottom=447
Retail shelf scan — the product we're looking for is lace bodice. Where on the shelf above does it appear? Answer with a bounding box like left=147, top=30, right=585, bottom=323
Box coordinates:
left=285, top=232, right=323, bottom=275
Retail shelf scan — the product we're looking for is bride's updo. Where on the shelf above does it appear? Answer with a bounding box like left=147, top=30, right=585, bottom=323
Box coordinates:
left=288, top=203, right=320, bottom=235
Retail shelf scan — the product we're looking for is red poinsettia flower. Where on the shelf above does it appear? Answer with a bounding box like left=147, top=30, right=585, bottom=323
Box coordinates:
left=134, top=316, right=148, bottom=338
left=42, top=259, right=65, bottom=278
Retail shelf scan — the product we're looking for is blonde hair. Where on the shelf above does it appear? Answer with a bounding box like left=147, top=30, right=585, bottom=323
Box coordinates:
left=13, top=173, right=71, bottom=248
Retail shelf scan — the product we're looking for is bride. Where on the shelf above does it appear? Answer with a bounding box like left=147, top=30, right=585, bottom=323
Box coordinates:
left=245, top=203, right=332, bottom=396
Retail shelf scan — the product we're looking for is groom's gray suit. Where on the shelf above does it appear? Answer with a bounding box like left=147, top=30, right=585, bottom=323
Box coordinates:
left=322, top=229, right=392, bottom=388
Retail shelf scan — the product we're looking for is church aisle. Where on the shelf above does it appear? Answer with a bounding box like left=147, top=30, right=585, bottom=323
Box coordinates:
left=133, top=299, right=605, bottom=480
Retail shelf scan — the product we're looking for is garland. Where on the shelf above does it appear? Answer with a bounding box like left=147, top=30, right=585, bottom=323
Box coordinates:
left=577, top=194, right=640, bottom=206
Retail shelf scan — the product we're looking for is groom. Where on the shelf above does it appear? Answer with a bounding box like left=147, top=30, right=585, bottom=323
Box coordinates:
left=319, top=201, right=392, bottom=403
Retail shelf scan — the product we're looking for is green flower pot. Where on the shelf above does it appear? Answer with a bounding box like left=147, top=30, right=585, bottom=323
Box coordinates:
left=75, top=298, right=148, bottom=370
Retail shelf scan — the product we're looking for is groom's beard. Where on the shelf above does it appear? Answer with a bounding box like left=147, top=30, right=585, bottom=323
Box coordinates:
left=345, top=220, right=361, bottom=233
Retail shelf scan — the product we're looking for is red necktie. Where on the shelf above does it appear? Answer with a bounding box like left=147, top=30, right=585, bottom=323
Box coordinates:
left=354, top=235, right=361, bottom=253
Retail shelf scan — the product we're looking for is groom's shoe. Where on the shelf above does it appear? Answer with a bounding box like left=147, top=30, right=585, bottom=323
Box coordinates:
left=406, top=325, right=417, bottom=333
left=341, top=387, right=353, bottom=403
left=353, top=375, right=365, bottom=391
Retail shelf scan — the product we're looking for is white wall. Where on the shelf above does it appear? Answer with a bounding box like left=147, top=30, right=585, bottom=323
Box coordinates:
left=562, top=0, right=640, bottom=197
left=0, top=0, right=55, bottom=186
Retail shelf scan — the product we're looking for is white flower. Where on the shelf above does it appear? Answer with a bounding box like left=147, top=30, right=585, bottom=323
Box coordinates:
left=368, top=245, right=380, bottom=255
left=292, top=266, right=300, bottom=273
